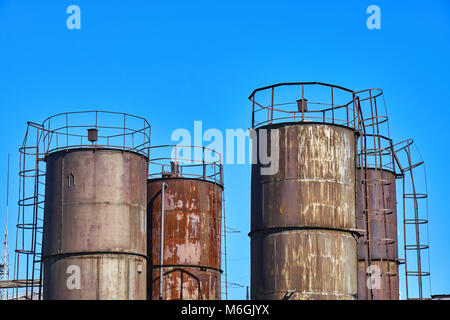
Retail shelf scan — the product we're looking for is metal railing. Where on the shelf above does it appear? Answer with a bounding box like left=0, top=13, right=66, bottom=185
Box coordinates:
left=249, top=82, right=359, bottom=130
left=41, top=111, right=151, bottom=158
left=356, top=88, right=395, bottom=172
left=148, top=145, right=223, bottom=185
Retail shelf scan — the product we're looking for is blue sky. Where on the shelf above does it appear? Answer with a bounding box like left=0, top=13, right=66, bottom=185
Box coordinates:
left=0, top=0, right=449, bottom=299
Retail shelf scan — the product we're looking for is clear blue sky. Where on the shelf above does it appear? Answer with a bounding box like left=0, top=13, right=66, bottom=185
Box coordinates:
left=0, top=0, right=449, bottom=299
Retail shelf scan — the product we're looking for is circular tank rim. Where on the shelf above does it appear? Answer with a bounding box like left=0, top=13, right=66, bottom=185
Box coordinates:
left=254, top=120, right=359, bottom=134
left=147, top=176, right=224, bottom=189
left=358, top=258, right=401, bottom=263
left=356, top=166, right=397, bottom=176
left=44, top=146, right=149, bottom=161
left=150, top=264, right=223, bottom=273
left=248, top=226, right=361, bottom=238
left=42, top=251, right=148, bottom=261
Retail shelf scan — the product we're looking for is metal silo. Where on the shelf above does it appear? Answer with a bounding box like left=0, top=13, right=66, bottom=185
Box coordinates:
left=249, top=83, right=359, bottom=300
left=355, top=89, right=399, bottom=300
left=40, top=111, right=151, bottom=300
left=147, top=145, right=223, bottom=300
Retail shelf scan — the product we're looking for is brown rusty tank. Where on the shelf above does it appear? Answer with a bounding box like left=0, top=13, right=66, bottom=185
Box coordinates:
left=147, top=178, right=222, bottom=300
left=42, top=148, right=148, bottom=300
left=251, top=123, right=358, bottom=300
left=356, top=168, right=399, bottom=300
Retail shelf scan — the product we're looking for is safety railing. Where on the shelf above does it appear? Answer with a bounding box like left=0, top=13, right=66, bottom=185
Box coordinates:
left=41, top=111, right=151, bottom=158
left=13, top=122, right=45, bottom=300
left=356, top=88, right=395, bottom=172
left=148, top=145, right=223, bottom=186
left=393, top=139, right=431, bottom=300
left=249, top=82, right=359, bottom=130
left=356, top=88, right=399, bottom=300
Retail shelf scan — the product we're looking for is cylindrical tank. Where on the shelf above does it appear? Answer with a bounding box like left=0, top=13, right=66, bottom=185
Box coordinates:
left=147, top=178, right=222, bottom=300
left=251, top=123, right=358, bottom=300
left=356, top=168, right=399, bottom=300
left=42, top=148, right=148, bottom=300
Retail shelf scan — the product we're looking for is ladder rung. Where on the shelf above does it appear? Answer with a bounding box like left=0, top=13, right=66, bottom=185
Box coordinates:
left=405, top=244, right=429, bottom=250
left=406, top=271, right=430, bottom=276
left=404, top=218, right=428, bottom=225
left=404, top=193, right=427, bottom=199
left=403, top=161, right=424, bottom=172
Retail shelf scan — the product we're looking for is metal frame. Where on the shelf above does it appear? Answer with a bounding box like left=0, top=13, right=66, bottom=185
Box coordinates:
left=356, top=88, right=399, bottom=300
left=148, top=145, right=223, bottom=186
left=393, top=139, right=431, bottom=300
left=41, top=111, right=151, bottom=158
left=13, top=122, right=45, bottom=300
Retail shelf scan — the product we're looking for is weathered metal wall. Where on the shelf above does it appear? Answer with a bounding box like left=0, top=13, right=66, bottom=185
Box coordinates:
left=147, top=178, right=222, bottom=300
left=251, top=123, right=358, bottom=300
left=43, top=148, right=148, bottom=300
left=356, top=168, right=399, bottom=300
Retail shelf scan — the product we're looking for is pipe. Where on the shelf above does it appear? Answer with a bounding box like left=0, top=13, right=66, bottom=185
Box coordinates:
left=159, top=182, right=167, bottom=300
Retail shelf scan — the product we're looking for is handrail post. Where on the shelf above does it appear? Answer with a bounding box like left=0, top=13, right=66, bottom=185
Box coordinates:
left=202, top=147, right=206, bottom=179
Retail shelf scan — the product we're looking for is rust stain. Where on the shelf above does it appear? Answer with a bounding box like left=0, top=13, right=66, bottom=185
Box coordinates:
left=147, top=178, right=223, bottom=300
left=251, top=123, right=358, bottom=300
left=356, top=168, right=399, bottom=300
left=43, top=149, right=148, bottom=300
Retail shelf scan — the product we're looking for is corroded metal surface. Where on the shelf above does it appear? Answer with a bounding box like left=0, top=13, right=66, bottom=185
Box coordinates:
left=43, top=148, right=148, bottom=300
left=150, top=267, right=220, bottom=300
left=356, top=168, right=399, bottom=300
left=147, top=178, right=222, bottom=300
left=251, top=123, right=358, bottom=300
left=251, top=230, right=357, bottom=299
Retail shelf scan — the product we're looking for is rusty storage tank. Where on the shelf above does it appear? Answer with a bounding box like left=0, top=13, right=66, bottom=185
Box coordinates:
left=41, top=111, right=151, bottom=300
left=147, top=145, right=223, bottom=300
left=249, top=83, right=359, bottom=300
left=356, top=168, right=399, bottom=300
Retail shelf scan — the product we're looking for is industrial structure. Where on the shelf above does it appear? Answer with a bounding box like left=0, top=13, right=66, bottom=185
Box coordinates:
left=248, top=82, right=431, bottom=300
left=147, top=145, right=224, bottom=300
left=11, top=111, right=151, bottom=299
left=249, top=83, right=359, bottom=299
left=0, top=82, right=433, bottom=300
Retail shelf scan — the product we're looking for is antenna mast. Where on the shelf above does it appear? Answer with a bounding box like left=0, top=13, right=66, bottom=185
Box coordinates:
left=1, top=154, right=10, bottom=300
